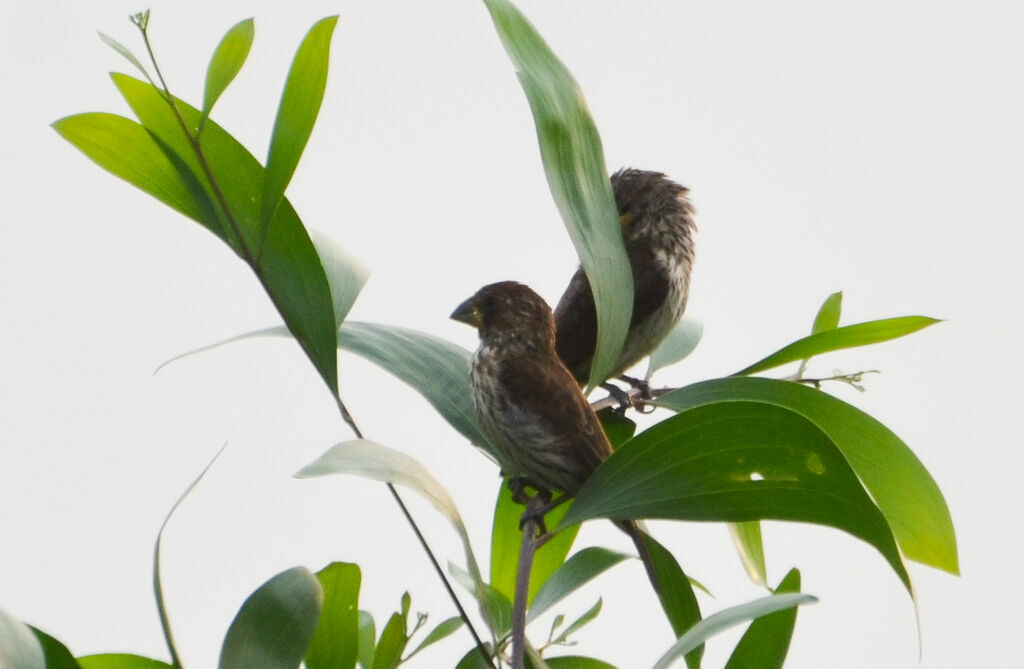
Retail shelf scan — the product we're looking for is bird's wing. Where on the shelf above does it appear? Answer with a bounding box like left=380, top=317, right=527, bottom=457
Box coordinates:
left=552, top=270, right=597, bottom=379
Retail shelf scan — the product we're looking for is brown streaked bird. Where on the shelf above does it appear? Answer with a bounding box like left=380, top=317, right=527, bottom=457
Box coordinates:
left=554, top=168, right=696, bottom=386
left=451, top=280, right=659, bottom=590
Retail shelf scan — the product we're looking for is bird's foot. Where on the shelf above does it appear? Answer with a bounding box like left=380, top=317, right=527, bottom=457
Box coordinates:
left=599, top=381, right=633, bottom=415
left=619, top=374, right=656, bottom=414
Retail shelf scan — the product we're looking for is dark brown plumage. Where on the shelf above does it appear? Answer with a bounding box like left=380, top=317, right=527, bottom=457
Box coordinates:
left=451, top=281, right=659, bottom=590
left=555, top=168, right=696, bottom=385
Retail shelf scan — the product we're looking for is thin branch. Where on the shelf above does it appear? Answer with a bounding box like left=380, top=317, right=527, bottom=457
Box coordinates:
left=511, top=495, right=547, bottom=669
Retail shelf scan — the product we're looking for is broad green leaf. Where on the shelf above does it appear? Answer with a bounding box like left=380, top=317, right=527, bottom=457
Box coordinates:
left=490, top=483, right=578, bottom=606
left=647, top=317, right=704, bottom=379
left=812, top=292, right=843, bottom=334
left=455, top=645, right=496, bottom=669
left=733, top=316, right=940, bottom=377
left=336, top=322, right=493, bottom=455
left=218, top=566, right=323, bottom=669
left=357, top=611, right=375, bottom=669
left=201, top=19, right=255, bottom=128
left=595, top=409, right=636, bottom=449
left=155, top=446, right=224, bottom=668
left=310, top=232, right=369, bottom=328
left=483, top=0, right=632, bottom=390
left=77, top=656, right=173, bottom=669
left=527, top=548, right=627, bottom=622
left=407, top=616, right=463, bottom=658
left=371, top=613, right=407, bottom=669
left=97, top=32, right=151, bottom=82
left=449, top=563, right=513, bottom=637
left=728, top=521, right=767, bottom=587
left=724, top=569, right=801, bottom=669
left=260, top=16, right=338, bottom=241
left=295, top=440, right=491, bottom=624
left=657, top=377, right=958, bottom=574
left=0, top=608, right=44, bottom=669
left=306, top=562, right=361, bottom=669
left=52, top=113, right=219, bottom=233
left=545, top=658, right=617, bottom=669
left=560, top=401, right=912, bottom=592
left=110, top=73, right=340, bottom=393
left=24, top=627, right=80, bottom=669
left=641, top=534, right=702, bottom=669
left=549, top=598, right=602, bottom=646
left=652, top=593, right=817, bottom=669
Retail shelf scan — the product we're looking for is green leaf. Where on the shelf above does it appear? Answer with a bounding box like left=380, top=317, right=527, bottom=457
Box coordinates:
left=155, top=446, right=225, bottom=668
left=724, top=569, right=801, bottom=669
left=77, top=656, right=173, bottom=669
left=357, top=611, right=375, bottom=669
left=310, top=232, right=369, bottom=328
left=560, top=401, right=912, bottom=592
left=336, top=322, right=493, bottom=455
left=201, top=19, right=255, bottom=128
left=482, top=0, right=632, bottom=390
left=110, top=73, right=340, bottom=393
left=455, top=645, right=496, bottom=669
left=371, top=613, right=407, bottom=669
left=449, top=563, right=513, bottom=637
left=657, top=377, right=958, bottom=574
left=407, top=616, right=463, bottom=658
left=545, top=657, right=617, bottom=669
left=0, top=608, right=45, bottom=669
left=97, top=31, right=151, bottom=81
left=490, top=483, right=578, bottom=606
left=640, top=534, right=702, bottom=669
left=550, top=598, right=602, bottom=646
left=647, top=317, right=704, bottom=379
left=306, top=562, right=361, bottom=669
left=52, top=113, right=219, bottom=233
left=527, top=548, right=628, bottom=622
left=26, top=627, right=80, bottom=669
left=727, top=522, right=767, bottom=587
left=811, top=292, right=843, bottom=334
left=595, top=409, right=636, bottom=449
left=295, top=440, right=491, bottom=623
left=260, top=16, right=338, bottom=241
left=652, top=593, right=817, bottom=669
left=218, top=567, right=323, bottom=669
left=733, top=316, right=940, bottom=376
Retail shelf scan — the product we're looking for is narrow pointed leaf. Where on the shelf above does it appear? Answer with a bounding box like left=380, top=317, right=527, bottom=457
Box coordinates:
left=201, top=18, right=255, bottom=126
left=560, top=401, right=912, bottom=592
left=811, top=292, right=843, bottom=334
left=306, top=562, right=361, bottom=669
left=296, top=440, right=490, bottom=620
left=261, top=16, right=338, bottom=239
left=490, top=483, right=578, bottom=605
left=527, top=548, right=628, bottom=622
left=408, top=616, right=462, bottom=658
left=724, top=569, right=801, bottom=669
left=483, top=0, right=632, bottom=389
left=728, top=521, right=767, bottom=587
left=97, top=32, right=150, bottom=81
left=550, top=599, right=602, bottom=646
left=733, top=316, right=940, bottom=376
left=111, top=73, right=339, bottom=392
left=336, top=322, right=493, bottom=455
left=641, top=534, right=703, bottom=669
left=219, top=567, right=323, bottom=669
left=653, top=593, right=817, bottom=669
left=657, top=377, right=958, bottom=574
left=310, top=231, right=369, bottom=328
left=0, top=608, right=45, bottom=669
left=371, top=613, right=407, bottom=669
left=647, top=317, right=704, bottom=379
left=27, top=627, right=80, bottom=669
left=77, top=656, right=173, bottom=669
left=53, top=113, right=219, bottom=232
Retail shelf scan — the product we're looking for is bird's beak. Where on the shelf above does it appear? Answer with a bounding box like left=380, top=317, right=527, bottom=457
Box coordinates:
left=450, top=297, right=482, bottom=328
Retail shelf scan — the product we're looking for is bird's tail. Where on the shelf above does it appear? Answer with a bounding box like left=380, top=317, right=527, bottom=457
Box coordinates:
left=615, top=519, right=661, bottom=596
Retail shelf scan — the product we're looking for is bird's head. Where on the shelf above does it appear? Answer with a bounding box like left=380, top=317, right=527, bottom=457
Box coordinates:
left=451, top=281, right=556, bottom=351
left=612, top=168, right=695, bottom=243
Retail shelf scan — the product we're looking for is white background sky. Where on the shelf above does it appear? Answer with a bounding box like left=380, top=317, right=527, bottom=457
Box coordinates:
left=2, top=1, right=1022, bottom=667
